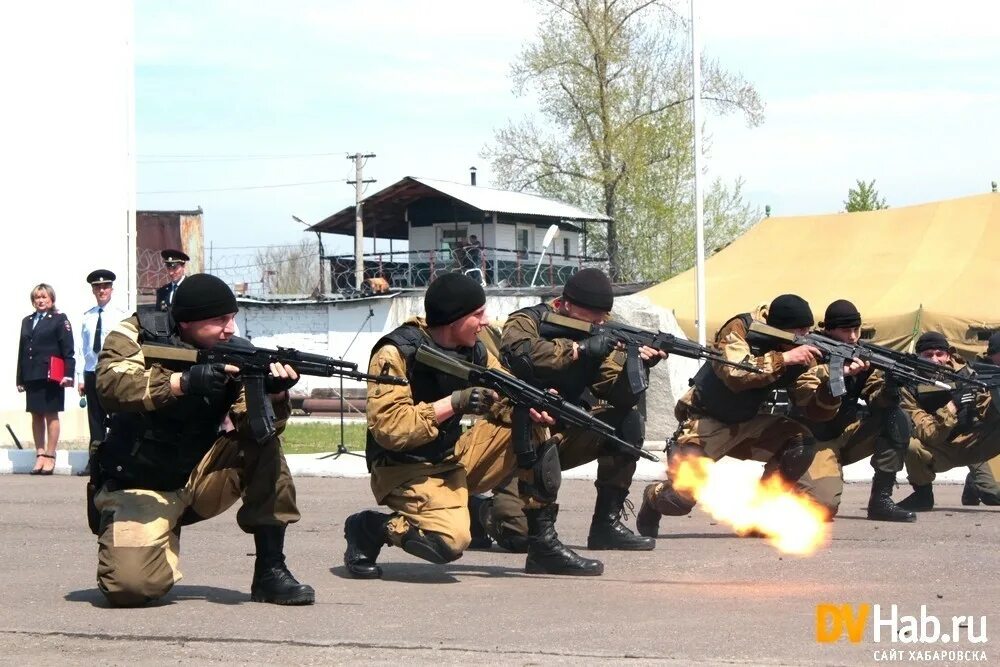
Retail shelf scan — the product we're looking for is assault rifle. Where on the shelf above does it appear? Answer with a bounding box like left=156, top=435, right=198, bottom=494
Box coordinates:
left=142, top=336, right=406, bottom=443
left=746, top=322, right=984, bottom=397
left=414, top=344, right=658, bottom=462
left=541, top=312, right=761, bottom=395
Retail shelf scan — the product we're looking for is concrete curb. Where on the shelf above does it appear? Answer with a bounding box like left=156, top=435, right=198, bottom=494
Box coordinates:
left=1, top=448, right=968, bottom=483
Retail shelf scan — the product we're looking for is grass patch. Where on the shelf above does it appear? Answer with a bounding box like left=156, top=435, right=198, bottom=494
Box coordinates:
left=281, top=421, right=367, bottom=455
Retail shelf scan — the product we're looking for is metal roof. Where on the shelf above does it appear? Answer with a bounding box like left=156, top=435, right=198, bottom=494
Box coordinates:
left=407, top=177, right=610, bottom=221
left=309, top=176, right=610, bottom=239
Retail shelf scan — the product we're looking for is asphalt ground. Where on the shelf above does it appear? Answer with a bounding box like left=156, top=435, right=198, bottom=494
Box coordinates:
left=1, top=476, right=997, bottom=666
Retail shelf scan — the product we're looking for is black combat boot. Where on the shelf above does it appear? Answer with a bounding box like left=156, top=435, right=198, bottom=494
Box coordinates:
left=635, top=483, right=663, bottom=538
left=587, top=486, right=655, bottom=551
left=866, top=471, right=916, bottom=522
left=896, top=484, right=934, bottom=512
left=250, top=526, right=315, bottom=605
left=524, top=504, right=603, bottom=576
left=962, top=472, right=981, bottom=506
left=468, top=495, right=494, bottom=550
left=343, top=510, right=390, bottom=579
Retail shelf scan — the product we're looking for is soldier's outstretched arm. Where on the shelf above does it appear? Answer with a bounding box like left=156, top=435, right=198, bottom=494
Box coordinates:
left=900, top=388, right=957, bottom=447
left=789, top=364, right=842, bottom=423
left=713, top=319, right=786, bottom=392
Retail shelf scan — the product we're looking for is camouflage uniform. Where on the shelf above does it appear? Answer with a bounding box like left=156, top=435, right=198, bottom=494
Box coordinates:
left=484, top=300, right=652, bottom=551
left=92, top=315, right=300, bottom=607
left=636, top=306, right=842, bottom=536
left=344, top=317, right=602, bottom=577
left=901, top=356, right=1000, bottom=494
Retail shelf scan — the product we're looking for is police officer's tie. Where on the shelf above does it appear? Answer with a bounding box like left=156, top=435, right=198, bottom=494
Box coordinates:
left=168, top=282, right=176, bottom=304
left=93, top=307, right=103, bottom=354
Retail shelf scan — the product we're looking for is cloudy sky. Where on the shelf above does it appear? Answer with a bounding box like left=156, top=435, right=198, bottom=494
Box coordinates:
left=136, top=0, right=1000, bottom=261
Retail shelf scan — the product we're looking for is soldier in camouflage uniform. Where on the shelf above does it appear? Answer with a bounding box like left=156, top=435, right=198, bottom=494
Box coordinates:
left=342, top=273, right=603, bottom=578
left=960, top=332, right=1000, bottom=506
left=635, top=294, right=868, bottom=537
left=794, top=300, right=915, bottom=522
left=92, top=274, right=313, bottom=607
left=897, top=332, right=1000, bottom=511
left=475, top=269, right=662, bottom=553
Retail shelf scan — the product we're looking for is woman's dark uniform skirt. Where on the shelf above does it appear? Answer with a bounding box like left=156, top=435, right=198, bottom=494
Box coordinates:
left=24, top=379, right=65, bottom=413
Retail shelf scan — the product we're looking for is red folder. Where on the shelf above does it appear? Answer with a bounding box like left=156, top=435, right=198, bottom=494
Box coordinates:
left=47, top=356, right=65, bottom=383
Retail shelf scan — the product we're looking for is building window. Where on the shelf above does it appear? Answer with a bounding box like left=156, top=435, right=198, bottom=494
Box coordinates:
left=563, top=237, right=570, bottom=259
left=516, top=227, right=531, bottom=256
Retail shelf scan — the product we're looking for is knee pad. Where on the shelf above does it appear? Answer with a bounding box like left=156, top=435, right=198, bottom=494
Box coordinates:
left=612, top=408, right=645, bottom=457
left=881, top=407, right=911, bottom=450
left=399, top=526, right=463, bottom=564
left=778, top=433, right=816, bottom=482
left=518, top=438, right=562, bottom=503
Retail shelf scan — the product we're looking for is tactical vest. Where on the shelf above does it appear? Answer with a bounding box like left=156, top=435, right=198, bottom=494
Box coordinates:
left=502, top=302, right=598, bottom=403
left=691, top=313, right=806, bottom=424
left=794, top=367, right=872, bottom=442
left=365, top=324, right=487, bottom=468
left=98, top=312, right=241, bottom=491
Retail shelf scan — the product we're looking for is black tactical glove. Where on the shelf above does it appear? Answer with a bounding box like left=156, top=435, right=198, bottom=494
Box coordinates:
left=265, top=372, right=298, bottom=394
left=450, top=387, right=497, bottom=416
left=952, top=388, right=978, bottom=430
left=577, top=334, right=615, bottom=361
left=180, top=363, right=231, bottom=397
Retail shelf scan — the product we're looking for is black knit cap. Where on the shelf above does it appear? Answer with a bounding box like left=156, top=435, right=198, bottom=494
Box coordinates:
left=820, top=299, right=862, bottom=329
left=562, top=268, right=613, bottom=312
left=987, top=332, right=1000, bottom=357
left=766, top=294, right=814, bottom=330
left=915, top=331, right=949, bottom=353
left=171, top=273, right=238, bottom=323
left=424, top=273, right=486, bottom=327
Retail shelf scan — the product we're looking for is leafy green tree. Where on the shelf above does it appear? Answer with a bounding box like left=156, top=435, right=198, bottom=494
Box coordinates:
left=844, top=179, right=889, bottom=212
left=485, top=0, right=763, bottom=281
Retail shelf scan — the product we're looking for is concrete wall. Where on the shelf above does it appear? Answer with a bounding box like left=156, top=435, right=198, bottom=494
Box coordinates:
left=239, top=291, right=697, bottom=449
left=0, top=2, right=135, bottom=446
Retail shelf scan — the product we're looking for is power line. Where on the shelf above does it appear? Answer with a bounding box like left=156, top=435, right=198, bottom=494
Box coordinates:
left=138, top=178, right=346, bottom=195
left=138, top=151, right=346, bottom=163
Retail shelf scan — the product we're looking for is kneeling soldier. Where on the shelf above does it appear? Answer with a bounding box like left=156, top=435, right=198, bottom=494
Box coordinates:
left=92, top=274, right=313, bottom=607
left=897, top=332, right=1000, bottom=511
left=343, top=273, right=603, bottom=577
left=795, top=300, right=915, bottom=522
left=480, top=268, right=661, bottom=553
left=636, top=294, right=864, bottom=536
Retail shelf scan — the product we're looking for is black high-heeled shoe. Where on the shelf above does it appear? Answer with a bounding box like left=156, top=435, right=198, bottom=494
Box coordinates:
left=37, top=453, right=56, bottom=476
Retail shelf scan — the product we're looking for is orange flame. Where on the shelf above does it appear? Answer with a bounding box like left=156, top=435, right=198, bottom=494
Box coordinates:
left=670, top=453, right=831, bottom=556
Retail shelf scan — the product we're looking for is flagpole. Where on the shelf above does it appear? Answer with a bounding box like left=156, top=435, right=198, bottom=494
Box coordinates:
left=691, top=0, right=707, bottom=347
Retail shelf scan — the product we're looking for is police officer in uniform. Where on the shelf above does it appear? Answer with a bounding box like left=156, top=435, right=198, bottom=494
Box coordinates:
left=155, top=249, right=189, bottom=311
left=635, top=294, right=866, bottom=536
left=342, top=273, right=604, bottom=578
left=794, top=300, right=915, bottom=522
left=77, top=269, right=126, bottom=464
left=896, top=332, right=1000, bottom=511
left=477, top=268, right=662, bottom=553
left=93, top=273, right=314, bottom=607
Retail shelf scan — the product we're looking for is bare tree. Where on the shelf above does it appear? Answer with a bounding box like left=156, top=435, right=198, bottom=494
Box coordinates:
left=254, top=238, right=320, bottom=295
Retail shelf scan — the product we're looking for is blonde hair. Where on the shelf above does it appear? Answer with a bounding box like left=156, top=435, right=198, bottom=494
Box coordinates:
left=30, top=283, right=56, bottom=305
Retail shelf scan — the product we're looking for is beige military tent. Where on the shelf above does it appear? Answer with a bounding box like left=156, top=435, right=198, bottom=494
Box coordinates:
left=639, top=193, right=1000, bottom=356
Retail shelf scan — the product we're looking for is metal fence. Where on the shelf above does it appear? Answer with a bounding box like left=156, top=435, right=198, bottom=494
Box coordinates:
left=328, top=246, right=609, bottom=291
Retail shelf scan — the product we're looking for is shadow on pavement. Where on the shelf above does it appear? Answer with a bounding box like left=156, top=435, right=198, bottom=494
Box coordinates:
left=65, top=584, right=248, bottom=607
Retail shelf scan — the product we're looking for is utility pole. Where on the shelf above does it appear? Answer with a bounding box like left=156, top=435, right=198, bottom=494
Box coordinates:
left=347, top=152, right=376, bottom=290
